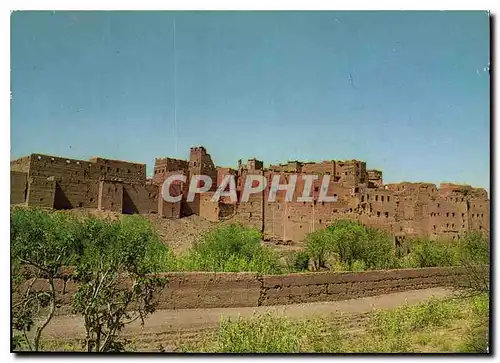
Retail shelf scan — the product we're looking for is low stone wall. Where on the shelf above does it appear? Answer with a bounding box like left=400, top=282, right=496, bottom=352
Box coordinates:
left=22, top=266, right=487, bottom=312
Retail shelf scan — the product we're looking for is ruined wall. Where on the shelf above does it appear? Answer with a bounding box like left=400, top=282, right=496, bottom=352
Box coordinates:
left=269, top=161, right=303, bottom=173
left=11, top=148, right=490, bottom=241
left=27, top=266, right=486, bottom=311
left=26, top=176, right=56, bottom=208
left=11, top=171, right=27, bottom=204
left=189, top=147, right=217, bottom=191
left=153, top=157, right=189, bottom=185
left=258, top=266, right=481, bottom=306
left=301, top=161, right=335, bottom=175
left=10, top=156, right=31, bottom=173
left=367, top=169, right=383, bottom=188
left=88, top=157, right=146, bottom=183
left=53, top=180, right=100, bottom=210
left=29, top=154, right=96, bottom=181
left=122, top=183, right=157, bottom=214
left=98, top=181, right=123, bottom=213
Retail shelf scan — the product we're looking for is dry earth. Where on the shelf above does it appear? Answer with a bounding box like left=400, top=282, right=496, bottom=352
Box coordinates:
left=42, top=287, right=453, bottom=352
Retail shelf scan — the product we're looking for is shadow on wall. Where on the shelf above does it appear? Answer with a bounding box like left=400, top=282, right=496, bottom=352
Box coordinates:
left=54, top=183, right=72, bottom=210
left=122, top=188, right=138, bottom=215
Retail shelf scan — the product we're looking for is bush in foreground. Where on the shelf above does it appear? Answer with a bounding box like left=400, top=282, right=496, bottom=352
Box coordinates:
left=177, top=224, right=282, bottom=274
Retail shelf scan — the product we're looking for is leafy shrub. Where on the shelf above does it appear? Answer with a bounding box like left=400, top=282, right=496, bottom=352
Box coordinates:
left=457, top=231, right=490, bottom=265
left=178, top=224, right=282, bottom=274
left=304, top=220, right=397, bottom=271
left=406, top=238, right=458, bottom=268
left=284, top=251, right=310, bottom=272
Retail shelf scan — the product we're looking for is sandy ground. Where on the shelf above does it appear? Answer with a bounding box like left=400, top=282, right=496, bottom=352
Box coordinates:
left=42, top=287, right=453, bottom=351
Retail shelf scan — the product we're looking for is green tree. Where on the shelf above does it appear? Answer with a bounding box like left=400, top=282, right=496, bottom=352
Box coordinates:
left=11, top=208, right=84, bottom=351
left=305, top=229, right=333, bottom=271
left=327, top=220, right=368, bottom=269
left=72, top=216, right=169, bottom=352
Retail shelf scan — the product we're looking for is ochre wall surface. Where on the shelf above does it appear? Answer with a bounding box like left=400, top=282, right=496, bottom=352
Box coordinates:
left=25, top=266, right=487, bottom=312
left=11, top=147, right=490, bottom=241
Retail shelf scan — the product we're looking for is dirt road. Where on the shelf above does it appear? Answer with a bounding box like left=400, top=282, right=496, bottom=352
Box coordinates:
left=42, top=287, right=453, bottom=351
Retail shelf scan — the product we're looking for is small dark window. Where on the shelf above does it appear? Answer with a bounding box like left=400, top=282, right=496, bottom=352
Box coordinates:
left=299, top=225, right=302, bottom=229
left=381, top=196, right=385, bottom=202
left=90, top=198, right=94, bottom=202
left=319, top=219, right=322, bottom=224
left=314, top=187, right=319, bottom=192
left=377, top=211, right=381, bottom=217
left=78, top=202, right=83, bottom=207
left=387, top=196, right=390, bottom=202
left=433, top=225, right=436, bottom=230
left=375, top=195, right=379, bottom=201
left=385, top=212, right=389, bottom=218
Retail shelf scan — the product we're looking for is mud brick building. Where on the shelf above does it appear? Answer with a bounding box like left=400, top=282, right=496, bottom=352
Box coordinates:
left=11, top=146, right=489, bottom=243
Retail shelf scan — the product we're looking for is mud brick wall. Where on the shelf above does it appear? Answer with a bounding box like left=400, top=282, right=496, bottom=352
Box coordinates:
left=98, top=181, right=123, bottom=213
left=26, top=176, right=56, bottom=208
left=154, top=272, right=261, bottom=309
left=11, top=171, right=28, bottom=204
left=29, top=154, right=96, bottom=180
left=88, top=157, right=146, bottom=183
left=198, top=193, right=219, bottom=222
left=122, top=183, right=156, bottom=214
left=21, top=266, right=487, bottom=314
left=54, top=180, right=100, bottom=210
left=156, top=183, right=182, bottom=218
left=10, top=156, right=31, bottom=173
left=258, top=266, right=483, bottom=306
left=232, top=193, right=264, bottom=230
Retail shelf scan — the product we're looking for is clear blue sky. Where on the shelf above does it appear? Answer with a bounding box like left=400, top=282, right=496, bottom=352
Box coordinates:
left=11, top=11, right=490, bottom=190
